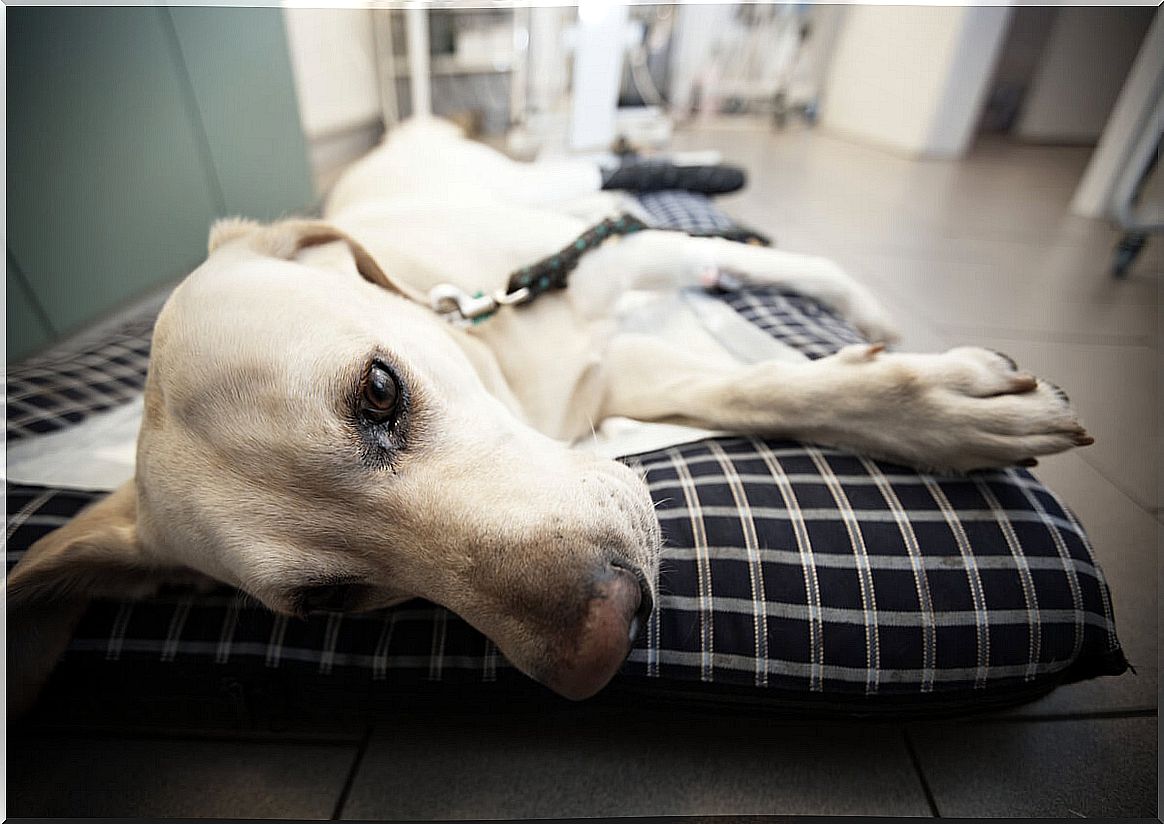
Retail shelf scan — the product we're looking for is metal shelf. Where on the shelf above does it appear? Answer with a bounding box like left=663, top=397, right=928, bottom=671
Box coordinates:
left=391, top=54, right=514, bottom=77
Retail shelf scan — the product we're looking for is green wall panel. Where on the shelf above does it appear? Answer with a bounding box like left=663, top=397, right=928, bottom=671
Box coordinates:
left=7, top=7, right=221, bottom=339
left=168, top=7, right=316, bottom=219
left=6, top=7, right=315, bottom=362
left=7, top=250, right=55, bottom=362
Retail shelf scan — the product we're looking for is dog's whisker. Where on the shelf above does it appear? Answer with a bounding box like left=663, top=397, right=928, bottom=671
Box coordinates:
left=579, top=411, right=599, bottom=446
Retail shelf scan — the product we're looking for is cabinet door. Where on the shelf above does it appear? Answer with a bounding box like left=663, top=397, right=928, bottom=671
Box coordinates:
left=168, top=7, right=315, bottom=219
left=7, top=254, right=53, bottom=362
left=7, top=7, right=222, bottom=340
left=7, top=7, right=315, bottom=361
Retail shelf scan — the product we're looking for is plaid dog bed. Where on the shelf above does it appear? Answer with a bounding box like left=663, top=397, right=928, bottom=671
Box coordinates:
left=6, top=207, right=1127, bottom=713
left=6, top=315, right=155, bottom=443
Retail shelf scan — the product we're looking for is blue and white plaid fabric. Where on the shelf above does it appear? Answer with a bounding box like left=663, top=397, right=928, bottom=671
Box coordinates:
left=2, top=425, right=1125, bottom=697
left=6, top=316, right=155, bottom=443
left=636, top=191, right=737, bottom=235
left=635, top=190, right=772, bottom=245
left=5, top=195, right=1127, bottom=705
left=722, top=286, right=867, bottom=361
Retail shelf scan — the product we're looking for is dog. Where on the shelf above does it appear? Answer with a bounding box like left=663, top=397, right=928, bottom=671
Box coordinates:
left=7, top=119, right=1093, bottom=713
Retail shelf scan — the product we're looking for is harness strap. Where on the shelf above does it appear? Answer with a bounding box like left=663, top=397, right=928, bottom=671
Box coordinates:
left=504, top=213, right=649, bottom=301
left=427, top=211, right=769, bottom=325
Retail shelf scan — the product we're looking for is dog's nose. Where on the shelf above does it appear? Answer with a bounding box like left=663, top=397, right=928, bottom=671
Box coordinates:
left=544, top=564, right=649, bottom=701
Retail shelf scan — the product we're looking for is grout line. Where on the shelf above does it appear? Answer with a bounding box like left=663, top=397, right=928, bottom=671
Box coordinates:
left=11, top=723, right=366, bottom=747
left=903, top=728, right=941, bottom=818
left=978, top=707, right=1158, bottom=725
left=936, top=324, right=1156, bottom=349
left=331, top=722, right=375, bottom=820
left=1074, top=453, right=1159, bottom=517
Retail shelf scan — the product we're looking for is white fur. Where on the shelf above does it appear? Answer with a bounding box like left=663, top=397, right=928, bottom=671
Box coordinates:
left=325, top=119, right=1089, bottom=470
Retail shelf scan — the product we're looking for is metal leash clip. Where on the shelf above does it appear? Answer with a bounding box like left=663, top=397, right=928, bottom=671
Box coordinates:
left=429, top=284, right=531, bottom=327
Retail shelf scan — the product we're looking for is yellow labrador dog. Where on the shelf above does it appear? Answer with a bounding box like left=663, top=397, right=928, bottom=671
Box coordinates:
left=8, top=119, right=1092, bottom=713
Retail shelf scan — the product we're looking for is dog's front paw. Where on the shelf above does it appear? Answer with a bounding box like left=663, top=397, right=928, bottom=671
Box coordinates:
left=831, top=345, right=1091, bottom=473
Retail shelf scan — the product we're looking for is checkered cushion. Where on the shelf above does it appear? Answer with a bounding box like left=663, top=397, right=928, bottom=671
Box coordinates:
left=5, top=196, right=1128, bottom=710
left=636, top=190, right=772, bottom=244
left=637, top=191, right=737, bottom=234
left=722, top=286, right=867, bottom=360
left=6, top=434, right=1125, bottom=700
left=6, top=316, right=155, bottom=443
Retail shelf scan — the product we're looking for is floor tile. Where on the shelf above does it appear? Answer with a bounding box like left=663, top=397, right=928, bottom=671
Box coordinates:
left=341, top=705, right=931, bottom=819
left=677, top=122, right=1160, bottom=354
left=857, top=251, right=1158, bottom=344
left=6, top=734, right=357, bottom=818
left=909, top=715, right=1158, bottom=818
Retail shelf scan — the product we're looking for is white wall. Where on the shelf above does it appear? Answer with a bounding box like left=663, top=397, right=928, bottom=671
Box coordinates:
left=281, top=7, right=384, bottom=192
left=820, top=6, right=1010, bottom=158
left=667, top=3, right=738, bottom=116
left=1016, top=7, right=1155, bottom=144
left=282, top=7, right=381, bottom=140
left=925, top=8, right=1012, bottom=157
left=527, top=6, right=574, bottom=117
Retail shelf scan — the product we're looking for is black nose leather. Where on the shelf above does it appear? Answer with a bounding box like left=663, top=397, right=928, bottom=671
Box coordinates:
left=612, top=559, right=653, bottom=642
left=543, top=564, right=644, bottom=701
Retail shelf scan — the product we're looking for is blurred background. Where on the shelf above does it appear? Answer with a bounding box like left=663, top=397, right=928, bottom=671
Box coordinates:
left=5, top=6, right=1161, bottom=818
left=6, top=3, right=1160, bottom=362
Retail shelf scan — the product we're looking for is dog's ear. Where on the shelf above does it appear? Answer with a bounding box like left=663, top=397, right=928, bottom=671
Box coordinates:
left=207, top=217, right=427, bottom=303
left=7, top=481, right=152, bottom=608
left=7, top=480, right=158, bottom=718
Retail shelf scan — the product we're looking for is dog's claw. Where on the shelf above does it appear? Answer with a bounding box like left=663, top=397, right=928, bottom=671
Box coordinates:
left=1018, top=457, right=1039, bottom=467
left=987, top=348, right=1019, bottom=371
left=1046, top=381, right=1071, bottom=405
left=1074, top=432, right=1095, bottom=446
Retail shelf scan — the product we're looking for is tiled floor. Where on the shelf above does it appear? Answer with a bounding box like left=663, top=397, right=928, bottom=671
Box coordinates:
left=341, top=706, right=932, bottom=819
left=7, top=122, right=1159, bottom=819
left=6, top=734, right=360, bottom=819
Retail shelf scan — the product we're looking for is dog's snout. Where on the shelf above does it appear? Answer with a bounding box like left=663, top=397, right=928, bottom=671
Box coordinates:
left=544, top=563, right=648, bottom=701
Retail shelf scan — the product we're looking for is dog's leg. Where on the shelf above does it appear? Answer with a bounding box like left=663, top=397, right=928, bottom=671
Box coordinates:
left=569, top=231, right=899, bottom=342
left=600, top=334, right=1091, bottom=473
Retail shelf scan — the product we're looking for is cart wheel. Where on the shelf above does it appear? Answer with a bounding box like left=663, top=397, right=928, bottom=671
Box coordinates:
left=1113, top=232, right=1147, bottom=278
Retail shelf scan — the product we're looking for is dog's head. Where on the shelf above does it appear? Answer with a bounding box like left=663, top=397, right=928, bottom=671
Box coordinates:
left=9, top=218, right=661, bottom=702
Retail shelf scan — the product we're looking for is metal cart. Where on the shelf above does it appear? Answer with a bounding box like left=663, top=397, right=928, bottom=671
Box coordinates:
left=1111, top=94, right=1162, bottom=278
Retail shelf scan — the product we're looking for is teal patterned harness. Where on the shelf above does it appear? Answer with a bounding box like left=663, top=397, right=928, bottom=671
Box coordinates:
left=504, top=213, right=649, bottom=302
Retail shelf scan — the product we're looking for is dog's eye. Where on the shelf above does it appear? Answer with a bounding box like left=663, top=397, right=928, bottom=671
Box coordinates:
left=360, top=362, right=399, bottom=425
